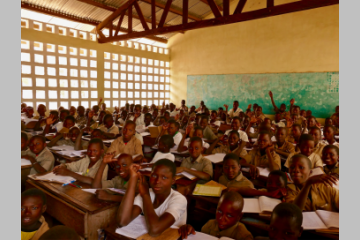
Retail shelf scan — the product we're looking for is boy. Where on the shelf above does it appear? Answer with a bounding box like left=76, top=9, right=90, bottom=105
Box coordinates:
left=117, top=159, right=187, bottom=237
left=322, top=125, right=340, bottom=148
left=322, top=145, right=339, bottom=178
left=98, top=114, right=120, bottom=139
left=169, top=103, right=179, bottom=117
left=51, top=109, right=70, bottom=133
left=224, top=100, right=243, bottom=119
left=178, top=191, right=253, bottom=240
left=127, top=104, right=145, bottom=126
left=156, top=120, right=183, bottom=147
left=254, top=203, right=303, bottom=240
left=285, top=154, right=339, bottom=212
left=92, top=153, right=134, bottom=201
left=88, top=110, right=105, bottom=130
left=69, top=106, right=77, bottom=117
left=225, top=117, right=249, bottom=143
left=21, top=135, right=55, bottom=175
left=207, top=131, right=248, bottom=159
left=268, top=91, right=289, bottom=120
left=255, top=106, right=266, bottom=121
left=284, top=134, right=323, bottom=170
left=151, top=135, right=175, bottom=163
left=75, top=106, right=87, bottom=129
left=32, top=104, right=48, bottom=119
left=151, top=108, right=158, bottom=122
left=242, top=132, right=281, bottom=179
left=21, top=132, right=29, bottom=154
left=199, top=115, right=218, bottom=141
left=286, top=124, right=302, bottom=144
left=273, top=127, right=295, bottom=159
left=52, top=139, right=107, bottom=184
left=21, top=189, right=49, bottom=240
left=177, top=137, right=213, bottom=182
left=144, top=113, right=153, bottom=127
left=107, top=121, right=143, bottom=162
left=195, top=100, right=205, bottom=112
left=177, top=126, right=210, bottom=153
left=176, top=99, right=189, bottom=112
left=308, top=127, right=327, bottom=157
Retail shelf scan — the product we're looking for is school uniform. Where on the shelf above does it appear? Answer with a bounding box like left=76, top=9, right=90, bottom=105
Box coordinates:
left=102, top=176, right=130, bottom=189
left=324, top=162, right=339, bottom=176
left=212, top=145, right=248, bottom=159
left=313, top=141, right=328, bottom=157
left=225, top=129, right=249, bottom=142
left=107, top=135, right=143, bottom=156
left=21, top=148, right=55, bottom=175
left=129, top=113, right=145, bottom=126
left=257, top=113, right=266, bottom=121
left=118, top=118, right=126, bottom=126
left=285, top=183, right=339, bottom=212
left=201, top=219, right=253, bottom=240
left=135, top=132, right=144, bottom=145
left=243, top=149, right=281, bottom=169
left=56, top=139, right=87, bottom=150
left=21, top=216, right=49, bottom=240
left=227, top=108, right=243, bottom=118
left=173, top=132, right=183, bottom=146
left=170, top=110, right=179, bottom=117
left=134, top=189, right=187, bottom=228
left=90, top=122, right=104, bottom=130
left=203, top=125, right=218, bottom=141
left=99, top=124, right=120, bottom=135
left=64, top=156, right=108, bottom=180
left=320, top=140, right=339, bottom=148
left=183, top=138, right=210, bottom=149
left=274, top=141, right=296, bottom=154
left=219, top=172, right=254, bottom=189
left=284, top=152, right=323, bottom=169
left=150, top=151, right=175, bottom=163
left=32, top=114, right=49, bottom=120
left=180, top=155, right=213, bottom=179
left=52, top=121, right=65, bottom=132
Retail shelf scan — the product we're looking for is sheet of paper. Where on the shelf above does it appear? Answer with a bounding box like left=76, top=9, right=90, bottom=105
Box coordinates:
left=139, top=167, right=152, bottom=172
left=309, top=167, right=325, bottom=177
left=204, top=180, right=227, bottom=190
left=244, top=147, right=253, bottom=151
left=241, top=167, right=250, bottom=173
left=185, top=232, right=219, bottom=240
left=23, top=118, right=39, bottom=124
left=193, top=184, right=222, bottom=197
left=21, top=158, right=31, bottom=166
left=257, top=167, right=271, bottom=177
left=316, top=210, right=339, bottom=229
left=82, top=189, right=97, bottom=194
left=177, top=171, right=196, bottom=180
left=50, top=145, right=75, bottom=151
left=103, top=139, right=115, bottom=143
left=170, top=149, right=189, bottom=154
left=206, top=153, right=226, bottom=164
left=108, top=188, right=126, bottom=195
left=115, top=215, right=148, bottom=239
left=242, top=199, right=261, bottom=213
left=140, top=132, right=151, bottom=136
left=35, top=172, right=76, bottom=184
left=219, top=237, right=234, bottom=240
left=258, top=196, right=281, bottom=213
left=302, top=212, right=327, bottom=230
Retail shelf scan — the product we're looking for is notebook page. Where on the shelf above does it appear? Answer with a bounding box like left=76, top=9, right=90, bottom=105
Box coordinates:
left=115, top=215, right=148, bottom=239
left=35, top=172, right=76, bottom=184
left=177, top=171, right=196, bottom=180
left=309, top=167, right=325, bottom=177
left=206, top=153, right=226, bottom=164
left=185, top=232, right=219, bottom=240
left=316, top=210, right=339, bottom=229
left=242, top=199, right=261, bottom=213
left=258, top=196, right=281, bottom=213
left=107, top=188, right=126, bottom=195
left=21, top=158, right=31, bottom=166
left=219, top=237, right=234, bottom=240
left=257, top=167, right=271, bottom=177
left=50, top=145, right=75, bottom=151
left=302, top=212, right=327, bottom=230
left=82, top=189, right=97, bottom=194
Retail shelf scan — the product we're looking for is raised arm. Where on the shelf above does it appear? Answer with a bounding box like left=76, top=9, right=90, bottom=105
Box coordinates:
left=268, top=91, right=279, bottom=112
left=42, top=115, right=57, bottom=135
left=155, top=123, right=168, bottom=145
left=53, top=165, right=94, bottom=184
left=46, top=133, right=64, bottom=147
left=206, top=137, right=221, bottom=154
left=177, top=132, right=188, bottom=153
left=265, top=145, right=280, bottom=171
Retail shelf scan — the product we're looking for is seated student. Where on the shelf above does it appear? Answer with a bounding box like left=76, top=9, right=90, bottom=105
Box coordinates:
left=178, top=126, right=210, bottom=153
left=177, top=137, right=213, bottom=182
left=242, top=132, right=281, bottom=179
left=127, top=104, right=145, bottom=126
left=142, top=105, right=149, bottom=114
left=91, top=105, right=100, bottom=120
left=322, top=145, right=339, bottom=178
left=188, top=105, right=196, bottom=115
left=268, top=91, right=290, bottom=121
left=216, top=107, right=227, bottom=122
left=322, top=125, right=340, bottom=147
left=38, top=225, right=80, bottom=240
left=51, top=109, right=70, bottom=133
left=21, top=135, right=55, bottom=175
left=241, top=116, right=254, bottom=133
left=52, top=138, right=107, bottom=184
left=107, top=121, right=143, bottom=162
left=79, top=128, right=108, bottom=152
left=303, top=116, right=320, bottom=134
left=91, top=153, right=134, bottom=201
left=325, top=117, right=339, bottom=135
left=129, top=103, right=135, bottom=113
left=196, top=115, right=217, bottom=141
left=224, top=100, right=243, bottom=119
left=61, top=115, right=76, bottom=132
left=207, top=131, right=248, bottom=159
left=308, top=127, right=327, bottom=157
left=255, top=106, right=266, bottom=121
left=300, top=109, right=307, bottom=119
left=88, top=110, right=105, bottom=130
left=273, top=127, right=295, bottom=159
left=22, top=106, right=35, bottom=120
left=150, top=135, right=175, bottom=163
left=209, top=110, right=218, bottom=124
left=285, top=154, right=339, bottom=212
left=176, top=99, right=189, bottom=112
left=75, top=106, right=87, bottom=129
left=21, top=132, right=29, bottom=155
left=34, top=110, right=58, bottom=131
left=32, top=104, right=48, bottom=120
left=117, top=160, right=187, bottom=237
left=286, top=124, right=302, bottom=144
left=144, top=113, right=153, bottom=127
left=164, top=111, right=171, bottom=122
left=69, top=106, right=77, bottom=117
left=169, top=103, right=179, bottom=117
left=246, top=121, right=273, bottom=140
left=284, top=134, right=323, bottom=170
left=21, top=189, right=49, bottom=240
left=151, top=108, right=159, bottom=122
left=21, top=102, right=27, bottom=112
left=179, top=191, right=253, bottom=240
left=156, top=120, right=183, bottom=148
left=47, top=127, right=87, bottom=150
left=98, top=114, right=119, bottom=139
left=118, top=109, right=128, bottom=125
left=254, top=203, right=303, bottom=240
left=331, top=105, right=339, bottom=129
left=225, top=117, right=249, bottom=143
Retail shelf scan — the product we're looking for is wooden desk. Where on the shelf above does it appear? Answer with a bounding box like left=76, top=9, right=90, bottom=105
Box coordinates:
left=26, top=179, right=120, bottom=240
left=21, top=165, right=32, bottom=192
left=218, top=124, right=232, bottom=133
left=143, top=136, right=156, bottom=147
left=50, top=150, right=84, bottom=164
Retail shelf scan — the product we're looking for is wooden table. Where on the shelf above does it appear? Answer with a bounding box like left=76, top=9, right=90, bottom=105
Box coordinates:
left=50, top=149, right=84, bottom=164
left=21, top=165, right=32, bottom=192
left=143, top=136, right=156, bottom=147
left=26, top=179, right=120, bottom=240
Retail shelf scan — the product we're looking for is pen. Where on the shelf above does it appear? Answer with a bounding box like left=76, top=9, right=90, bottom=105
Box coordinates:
left=62, top=180, right=76, bottom=187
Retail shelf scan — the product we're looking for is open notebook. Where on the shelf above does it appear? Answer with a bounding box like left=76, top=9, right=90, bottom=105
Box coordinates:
left=184, top=232, right=233, bottom=240
left=241, top=167, right=271, bottom=177
left=302, top=210, right=339, bottom=231
left=29, top=172, right=77, bottom=184
left=243, top=196, right=281, bottom=214
left=176, top=171, right=196, bottom=180
left=116, top=215, right=148, bottom=239
left=192, top=184, right=223, bottom=197
left=206, top=153, right=226, bottom=164
left=21, top=158, right=31, bottom=166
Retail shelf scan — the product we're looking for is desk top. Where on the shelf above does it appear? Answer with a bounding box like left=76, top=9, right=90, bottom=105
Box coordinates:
left=50, top=150, right=84, bottom=162
left=26, top=179, right=119, bottom=214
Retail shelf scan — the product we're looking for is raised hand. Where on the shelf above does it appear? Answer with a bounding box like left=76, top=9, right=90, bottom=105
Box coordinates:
left=134, top=112, right=141, bottom=118
left=223, top=104, right=229, bottom=110
left=138, top=174, right=150, bottom=197
left=290, top=98, right=295, bottom=105
left=247, top=104, right=252, bottom=109
left=162, top=123, right=169, bottom=130
left=307, top=173, right=338, bottom=188
left=129, top=164, right=141, bottom=179
left=102, top=152, right=118, bottom=163
left=46, top=114, right=57, bottom=125
left=269, top=91, right=273, bottom=98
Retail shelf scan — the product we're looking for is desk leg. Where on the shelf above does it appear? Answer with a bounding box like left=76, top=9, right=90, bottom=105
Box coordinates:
left=86, top=206, right=118, bottom=240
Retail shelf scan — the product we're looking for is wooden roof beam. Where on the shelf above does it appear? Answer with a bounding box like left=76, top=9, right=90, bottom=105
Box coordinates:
left=200, top=0, right=223, bottom=12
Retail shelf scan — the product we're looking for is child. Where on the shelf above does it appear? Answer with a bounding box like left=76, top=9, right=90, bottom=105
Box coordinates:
left=195, top=100, right=205, bottom=112
left=151, top=135, right=175, bottom=163
left=322, top=145, right=339, bottom=178
left=285, top=154, right=339, bottom=212
left=21, top=135, right=55, bottom=175
left=176, top=99, right=189, bottom=112
left=47, top=127, right=87, bottom=150
left=273, top=127, right=295, bottom=159
left=224, top=100, right=243, bottom=118
left=286, top=124, right=302, bottom=144
left=52, top=109, right=70, bottom=133
left=88, top=110, right=105, bottom=129
left=199, top=115, right=218, bottom=141
left=38, top=225, right=80, bottom=240
left=52, top=139, right=107, bottom=184
left=107, top=121, right=143, bottom=162
left=151, top=108, right=158, bottom=122
left=144, top=113, right=153, bottom=127
left=178, top=191, right=253, bottom=240
left=322, top=125, right=340, bottom=148
left=177, top=137, right=213, bottom=182
left=69, top=106, right=77, bottom=117
left=75, top=106, right=87, bottom=129
left=21, top=132, right=29, bottom=154
left=92, top=153, right=134, bottom=202
left=98, top=114, right=120, bottom=139
left=127, top=104, right=145, bottom=126
left=284, top=134, right=323, bottom=170
left=207, top=131, right=248, bottom=159
left=254, top=203, right=303, bottom=240
left=225, top=117, right=249, bottom=143
left=331, top=105, right=339, bottom=128
left=177, top=126, right=210, bottom=153
left=217, top=107, right=227, bottom=121
left=118, top=110, right=128, bottom=125
left=117, top=159, right=187, bottom=237
left=268, top=91, right=288, bottom=121
left=242, top=132, right=281, bottom=179
left=21, top=189, right=49, bottom=240
left=156, top=120, right=182, bottom=148
left=308, top=127, right=327, bottom=157
left=32, top=104, right=48, bottom=119
left=169, top=103, right=179, bottom=117
left=255, top=106, right=266, bottom=121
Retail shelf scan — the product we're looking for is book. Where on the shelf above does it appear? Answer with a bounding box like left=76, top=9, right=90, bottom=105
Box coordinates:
left=176, top=171, right=196, bottom=180
left=148, top=126, right=162, bottom=138
left=184, top=232, right=234, bottom=240
left=192, top=184, right=222, bottom=197
left=204, top=180, right=227, bottom=191
left=140, top=132, right=151, bottom=137
left=21, top=158, right=31, bottom=166
left=30, top=172, right=77, bottom=184
left=302, top=210, right=339, bottom=231
left=116, top=215, right=148, bottom=239
left=205, top=153, right=226, bottom=164
left=243, top=196, right=281, bottom=214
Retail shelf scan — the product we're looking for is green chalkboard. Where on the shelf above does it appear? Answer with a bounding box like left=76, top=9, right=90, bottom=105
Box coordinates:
left=187, top=72, right=339, bottom=118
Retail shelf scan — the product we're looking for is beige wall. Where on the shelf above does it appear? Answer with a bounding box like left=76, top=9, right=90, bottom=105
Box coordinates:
left=167, top=1, right=339, bottom=113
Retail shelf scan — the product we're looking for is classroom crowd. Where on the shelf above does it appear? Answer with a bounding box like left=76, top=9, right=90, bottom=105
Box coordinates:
left=21, top=91, right=339, bottom=240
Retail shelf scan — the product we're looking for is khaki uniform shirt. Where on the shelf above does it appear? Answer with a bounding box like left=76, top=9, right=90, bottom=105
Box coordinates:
left=201, top=219, right=253, bottom=240
left=285, top=183, right=339, bottom=212
left=90, top=122, right=104, bottom=130
left=64, top=156, right=108, bottom=181
left=102, top=176, right=129, bottom=189
left=20, top=216, right=49, bottom=240
left=274, top=141, right=295, bottom=154
left=203, top=125, right=218, bottom=141
left=181, top=154, right=213, bottom=178
left=212, top=145, right=248, bottom=159
left=324, top=162, right=339, bottom=176
left=21, top=148, right=55, bottom=175
left=99, top=124, right=120, bottom=135
left=219, top=172, right=254, bottom=189
left=320, top=140, right=339, bottom=148
left=107, top=135, right=143, bottom=156
left=284, top=152, right=323, bottom=169
left=313, top=142, right=328, bottom=157
left=243, top=149, right=281, bottom=169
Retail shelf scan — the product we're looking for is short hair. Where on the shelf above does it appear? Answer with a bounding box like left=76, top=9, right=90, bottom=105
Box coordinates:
left=269, top=170, right=288, bottom=186
left=164, top=111, right=170, bottom=116
left=135, top=104, right=141, bottom=109
left=189, top=136, right=203, bottom=146
left=258, top=130, right=272, bottom=138
left=292, top=123, right=302, bottom=131
left=211, top=110, right=218, bottom=114
left=293, top=105, right=300, bottom=110
left=229, top=130, right=240, bottom=138
left=49, top=110, right=58, bottom=116
left=91, top=129, right=104, bottom=136
left=88, top=138, right=104, bottom=150
left=234, top=100, right=239, bottom=104
left=322, top=145, right=339, bottom=155
left=64, top=115, right=76, bottom=123
left=200, top=115, right=209, bottom=121
left=218, top=107, right=224, bottom=110
left=277, top=127, right=288, bottom=134
left=39, top=225, right=80, bottom=240
left=124, top=120, right=136, bottom=129
left=92, top=105, right=100, bottom=111
left=153, top=159, right=176, bottom=177
left=223, top=153, right=240, bottom=164
left=30, top=135, right=46, bottom=144
left=21, top=132, right=28, bottom=141
left=309, top=126, right=321, bottom=134
left=325, top=117, right=332, bottom=121
left=324, top=124, right=335, bottom=132
left=290, top=154, right=311, bottom=169
left=219, top=191, right=244, bottom=212
left=21, top=188, right=47, bottom=205
left=103, top=113, right=113, bottom=122
left=299, top=134, right=314, bottom=145
left=145, top=113, right=152, bottom=118
left=272, top=203, right=303, bottom=229
left=60, top=109, right=70, bottom=115
left=159, top=135, right=174, bottom=148
left=77, top=106, right=85, bottom=111
left=168, top=119, right=180, bottom=129
left=232, top=117, right=241, bottom=123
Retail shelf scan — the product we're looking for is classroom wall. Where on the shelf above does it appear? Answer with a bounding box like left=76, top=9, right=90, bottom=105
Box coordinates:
left=167, top=0, right=339, bottom=121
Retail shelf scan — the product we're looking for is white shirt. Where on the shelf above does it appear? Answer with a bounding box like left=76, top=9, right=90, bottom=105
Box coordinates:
left=150, top=151, right=175, bottom=163
left=134, top=189, right=187, bottom=228
left=118, top=118, right=126, bottom=125
left=170, top=110, right=179, bottom=117
left=135, top=132, right=144, bottom=145
left=184, top=138, right=210, bottom=149
left=173, top=132, right=183, bottom=146
left=225, top=129, right=249, bottom=142
left=227, top=108, right=243, bottom=118
left=129, top=113, right=145, bottom=126
left=53, top=122, right=64, bottom=132
left=99, top=124, right=120, bottom=135
left=320, top=140, right=339, bottom=148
